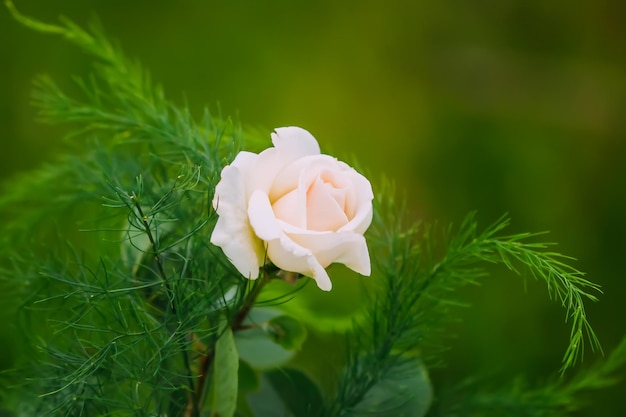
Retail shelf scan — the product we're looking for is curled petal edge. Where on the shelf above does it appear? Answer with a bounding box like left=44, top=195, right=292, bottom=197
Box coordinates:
left=210, top=158, right=264, bottom=279
left=248, top=190, right=334, bottom=291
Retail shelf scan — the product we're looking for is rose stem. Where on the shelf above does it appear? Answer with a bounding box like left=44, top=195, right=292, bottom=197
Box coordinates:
left=187, top=272, right=269, bottom=415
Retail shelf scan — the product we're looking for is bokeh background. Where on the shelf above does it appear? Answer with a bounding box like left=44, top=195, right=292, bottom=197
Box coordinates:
left=1, top=0, right=625, bottom=415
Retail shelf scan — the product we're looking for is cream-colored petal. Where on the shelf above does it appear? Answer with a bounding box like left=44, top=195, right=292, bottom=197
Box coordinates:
left=229, top=150, right=259, bottom=171
left=250, top=126, right=320, bottom=196
left=266, top=236, right=333, bottom=291
left=287, top=230, right=371, bottom=276
left=210, top=215, right=264, bottom=279
left=338, top=171, right=374, bottom=234
left=339, top=203, right=373, bottom=235
left=210, top=154, right=264, bottom=278
left=269, top=154, right=341, bottom=202
left=306, top=176, right=349, bottom=231
left=245, top=147, right=284, bottom=195
left=212, top=151, right=257, bottom=210
left=272, top=188, right=302, bottom=228
left=271, top=127, right=321, bottom=160
left=247, top=191, right=333, bottom=290
left=247, top=190, right=284, bottom=241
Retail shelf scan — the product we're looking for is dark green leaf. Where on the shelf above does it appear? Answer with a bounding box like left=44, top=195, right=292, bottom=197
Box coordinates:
left=238, top=359, right=259, bottom=393
left=266, top=368, right=324, bottom=417
left=267, top=315, right=308, bottom=351
left=348, top=359, right=432, bottom=417
left=246, top=375, right=289, bottom=417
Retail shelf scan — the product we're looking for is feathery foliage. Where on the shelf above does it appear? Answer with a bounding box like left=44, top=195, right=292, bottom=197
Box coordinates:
left=1, top=3, right=624, bottom=417
left=427, top=336, right=626, bottom=417
left=2, top=2, right=251, bottom=415
left=321, top=186, right=603, bottom=416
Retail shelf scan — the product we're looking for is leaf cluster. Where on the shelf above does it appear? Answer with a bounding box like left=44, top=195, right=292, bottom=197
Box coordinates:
left=1, top=3, right=252, bottom=415
left=321, top=182, right=606, bottom=416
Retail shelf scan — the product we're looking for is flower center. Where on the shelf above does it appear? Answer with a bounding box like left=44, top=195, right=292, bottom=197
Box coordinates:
left=271, top=169, right=351, bottom=232
left=305, top=175, right=349, bottom=231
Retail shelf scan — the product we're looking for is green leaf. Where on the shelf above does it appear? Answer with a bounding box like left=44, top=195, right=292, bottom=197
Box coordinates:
left=246, top=376, right=289, bottom=417
left=348, top=359, right=433, bottom=417
left=235, top=361, right=259, bottom=417
left=238, top=359, right=259, bottom=393
left=266, top=368, right=324, bottom=417
left=235, top=308, right=296, bottom=369
left=260, top=276, right=366, bottom=333
left=267, top=315, right=308, bottom=350
left=212, top=325, right=239, bottom=417
left=236, top=395, right=256, bottom=417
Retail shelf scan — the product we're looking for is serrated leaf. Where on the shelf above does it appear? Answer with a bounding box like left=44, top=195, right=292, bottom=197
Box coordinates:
left=348, top=359, right=432, bottom=417
left=267, top=315, right=308, bottom=350
left=212, top=325, right=239, bottom=417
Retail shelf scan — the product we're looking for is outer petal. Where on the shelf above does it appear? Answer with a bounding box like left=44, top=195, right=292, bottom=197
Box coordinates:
left=271, top=127, right=321, bottom=160
left=339, top=203, right=373, bottom=235
left=280, top=223, right=371, bottom=276
left=212, top=151, right=257, bottom=208
left=339, top=171, right=374, bottom=234
left=247, top=190, right=284, bottom=241
left=252, top=128, right=321, bottom=197
left=267, top=237, right=333, bottom=291
left=247, top=148, right=285, bottom=195
left=210, top=152, right=264, bottom=278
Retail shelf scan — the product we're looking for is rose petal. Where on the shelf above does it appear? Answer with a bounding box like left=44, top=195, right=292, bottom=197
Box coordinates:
left=248, top=190, right=333, bottom=291
left=248, top=190, right=284, bottom=241
left=269, top=154, right=343, bottom=202
left=249, top=129, right=321, bottom=195
left=212, top=151, right=257, bottom=209
left=211, top=215, right=265, bottom=279
left=339, top=171, right=374, bottom=234
left=318, top=168, right=350, bottom=213
left=271, top=127, right=321, bottom=160
left=266, top=237, right=333, bottom=291
left=210, top=153, right=265, bottom=278
left=306, top=176, right=349, bottom=231
left=285, top=229, right=371, bottom=276
left=339, top=203, right=373, bottom=235
left=245, top=148, right=283, bottom=195
left=272, top=188, right=303, bottom=228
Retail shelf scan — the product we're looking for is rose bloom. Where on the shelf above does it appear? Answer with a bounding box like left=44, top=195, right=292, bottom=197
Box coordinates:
left=210, top=126, right=373, bottom=291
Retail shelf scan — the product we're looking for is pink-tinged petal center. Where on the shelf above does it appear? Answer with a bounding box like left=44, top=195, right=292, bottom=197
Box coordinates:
left=272, top=168, right=355, bottom=232
left=306, top=176, right=349, bottom=231
left=271, top=188, right=302, bottom=228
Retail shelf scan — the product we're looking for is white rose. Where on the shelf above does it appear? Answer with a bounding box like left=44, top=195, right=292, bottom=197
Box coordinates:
left=210, top=126, right=374, bottom=291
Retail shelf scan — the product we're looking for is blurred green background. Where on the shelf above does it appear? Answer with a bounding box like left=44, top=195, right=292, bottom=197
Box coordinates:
left=1, top=0, right=625, bottom=414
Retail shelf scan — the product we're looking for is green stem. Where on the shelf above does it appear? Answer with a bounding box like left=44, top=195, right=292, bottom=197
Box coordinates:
left=191, top=274, right=269, bottom=415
